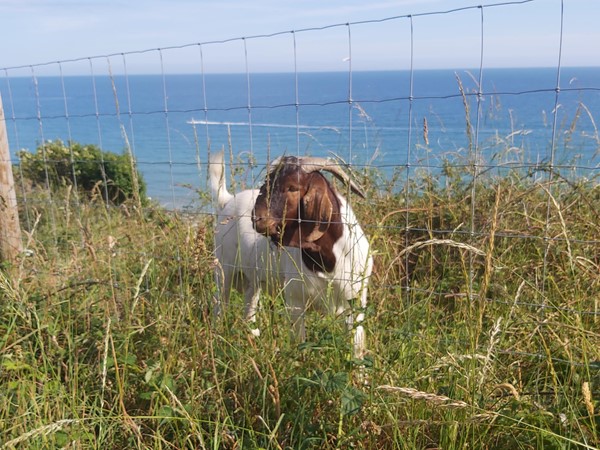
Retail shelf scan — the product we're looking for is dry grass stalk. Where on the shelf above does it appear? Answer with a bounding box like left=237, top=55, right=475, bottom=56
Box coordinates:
left=479, top=316, right=503, bottom=391
left=397, top=238, right=485, bottom=259
left=493, top=383, right=521, bottom=401
left=480, top=185, right=501, bottom=300
left=582, top=381, right=594, bottom=417
left=0, top=269, right=20, bottom=303
left=380, top=198, right=489, bottom=287
left=131, top=258, right=152, bottom=314
left=1, top=419, right=81, bottom=448
left=377, top=385, right=469, bottom=409
left=455, top=73, right=473, bottom=153
left=578, top=102, right=600, bottom=148
left=191, top=224, right=209, bottom=272
left=540, top=184, right=574, bottom=273
left=422, top=353, right=488, bottom=380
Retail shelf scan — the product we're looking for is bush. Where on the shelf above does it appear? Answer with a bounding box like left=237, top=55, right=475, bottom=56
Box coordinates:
left=17, top=140, right=147, bottom=205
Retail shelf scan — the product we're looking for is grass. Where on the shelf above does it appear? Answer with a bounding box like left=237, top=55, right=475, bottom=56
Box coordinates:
left=1, top=155, right=599, bottom=449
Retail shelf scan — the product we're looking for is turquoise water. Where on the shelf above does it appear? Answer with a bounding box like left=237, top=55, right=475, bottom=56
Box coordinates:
left=2, top=68, right=599, bottom=206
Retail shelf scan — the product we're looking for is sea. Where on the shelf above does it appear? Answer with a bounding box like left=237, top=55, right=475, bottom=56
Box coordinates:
left=1, top=68, right=599, bottom=208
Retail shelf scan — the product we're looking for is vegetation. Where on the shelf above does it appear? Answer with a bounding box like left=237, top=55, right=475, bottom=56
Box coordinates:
left=17, top=140, right=147, bottom=206
left=0, top=154, right=598, bottom=448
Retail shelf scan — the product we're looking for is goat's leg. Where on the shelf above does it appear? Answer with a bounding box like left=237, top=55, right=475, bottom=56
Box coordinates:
left=282, top=276, right=308, bottom=342
left=213, top=262, right=231, bottom=318
left=244, top=285, right=261, bottom=337
left=353, top=324, right=366, bottom=360
left=340, top=301, right=365, bottom=360
left=286, top=297, right=307, bottom=343
left=352, top=283, right=369, bottom=360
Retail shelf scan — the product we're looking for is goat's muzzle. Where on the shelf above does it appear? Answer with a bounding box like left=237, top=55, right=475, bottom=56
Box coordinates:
left=252, top=211, right=281, bottom=238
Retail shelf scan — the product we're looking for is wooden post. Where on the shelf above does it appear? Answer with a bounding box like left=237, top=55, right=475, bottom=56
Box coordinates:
left=0, top=93, right=23, bottom=264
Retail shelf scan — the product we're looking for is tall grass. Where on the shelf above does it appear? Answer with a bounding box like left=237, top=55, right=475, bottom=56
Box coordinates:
left=1, top=155, right=598, bottom=449
left=2, top=93, right=600, bottom=448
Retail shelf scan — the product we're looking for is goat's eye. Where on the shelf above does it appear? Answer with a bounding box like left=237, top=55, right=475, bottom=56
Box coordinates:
left=287, top=185, right=299, bottom=192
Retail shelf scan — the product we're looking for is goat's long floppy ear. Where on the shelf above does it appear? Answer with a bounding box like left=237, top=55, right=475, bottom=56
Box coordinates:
left=301, top=176, right=333, bottom=243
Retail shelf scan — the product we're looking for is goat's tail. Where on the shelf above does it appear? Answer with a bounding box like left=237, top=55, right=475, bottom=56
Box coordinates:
left=209, top=150, right=233, bottom=209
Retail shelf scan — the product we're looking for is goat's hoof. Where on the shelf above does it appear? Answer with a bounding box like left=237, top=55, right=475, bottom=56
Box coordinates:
left=250, top=328, right=261, bottom=337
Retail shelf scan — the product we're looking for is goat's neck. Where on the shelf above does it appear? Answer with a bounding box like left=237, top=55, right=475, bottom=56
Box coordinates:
left=300, top=210, right=344, bottom=273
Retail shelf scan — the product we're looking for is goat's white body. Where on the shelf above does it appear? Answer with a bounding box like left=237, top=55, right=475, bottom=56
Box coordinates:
left=210, top=152, right=372, bottom=358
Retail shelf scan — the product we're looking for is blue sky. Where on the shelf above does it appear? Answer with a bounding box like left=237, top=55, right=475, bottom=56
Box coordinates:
left=1, top=0, right=599, bottom=74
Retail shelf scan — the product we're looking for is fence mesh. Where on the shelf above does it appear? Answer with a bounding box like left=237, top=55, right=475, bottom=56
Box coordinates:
left=1, top=0, right=599, bottom=359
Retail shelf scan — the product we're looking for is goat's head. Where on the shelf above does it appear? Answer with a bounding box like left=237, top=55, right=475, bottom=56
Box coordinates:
left=252, top=156, right=365, bottom=255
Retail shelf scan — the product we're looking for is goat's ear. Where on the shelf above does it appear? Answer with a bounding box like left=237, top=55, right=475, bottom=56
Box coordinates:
left=301, top=176, right=333, bottom=242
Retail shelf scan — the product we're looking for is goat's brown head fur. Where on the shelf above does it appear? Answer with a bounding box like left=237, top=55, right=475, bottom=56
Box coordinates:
left=252, top=156, right=363, bottom=273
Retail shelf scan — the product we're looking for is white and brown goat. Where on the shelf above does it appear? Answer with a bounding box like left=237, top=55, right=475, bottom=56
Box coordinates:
left=210, top=151, right=372, bottom=358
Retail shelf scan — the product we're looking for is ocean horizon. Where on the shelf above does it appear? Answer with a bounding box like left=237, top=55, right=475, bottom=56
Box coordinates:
left=2, top=67, right=599, bottom=207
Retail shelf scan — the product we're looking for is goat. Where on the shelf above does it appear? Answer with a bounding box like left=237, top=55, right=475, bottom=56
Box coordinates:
left=209, top=151, right=372, bottom=359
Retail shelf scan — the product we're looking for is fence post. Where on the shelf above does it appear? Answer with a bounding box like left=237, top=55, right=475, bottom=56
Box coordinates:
left=0, top=93, right=23, bottom=264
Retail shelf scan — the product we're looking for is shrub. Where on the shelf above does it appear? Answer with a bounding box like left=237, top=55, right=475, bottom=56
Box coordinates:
left=17, top=140, right=147, bottom=205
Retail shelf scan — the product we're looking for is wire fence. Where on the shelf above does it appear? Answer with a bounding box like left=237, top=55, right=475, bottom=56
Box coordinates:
left=1, top=0, right=599, bottom=347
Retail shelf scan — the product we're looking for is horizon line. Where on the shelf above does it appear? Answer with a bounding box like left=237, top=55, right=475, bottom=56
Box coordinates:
left=3, top=65, right=600, bottom=78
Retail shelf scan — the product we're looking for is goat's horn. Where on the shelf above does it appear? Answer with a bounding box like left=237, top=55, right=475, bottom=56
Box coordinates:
left=298, top=157, right=366, bottom=198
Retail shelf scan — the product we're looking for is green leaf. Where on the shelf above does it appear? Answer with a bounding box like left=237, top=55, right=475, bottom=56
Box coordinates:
left=54, top=430, right=69, bottom=447
left=341, top=387, right=366, bottom=416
